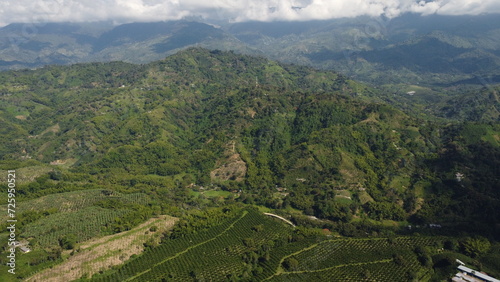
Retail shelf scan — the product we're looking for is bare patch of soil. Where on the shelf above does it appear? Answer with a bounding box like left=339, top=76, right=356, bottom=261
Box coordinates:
left=210, top=141, right=247, bottom=182
left=27, top=215, right=178, bottom=282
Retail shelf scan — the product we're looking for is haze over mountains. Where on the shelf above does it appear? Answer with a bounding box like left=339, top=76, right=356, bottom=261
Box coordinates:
left=1, top=14, right=500, bottom=87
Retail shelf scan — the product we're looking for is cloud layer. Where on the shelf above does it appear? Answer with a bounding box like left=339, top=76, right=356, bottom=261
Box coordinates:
left=0, top=0, right=499, bottom=26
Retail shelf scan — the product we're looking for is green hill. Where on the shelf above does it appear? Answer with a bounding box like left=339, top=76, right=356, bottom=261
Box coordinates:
left=0, top=48, right=498, bottom=226
left=0, top=48, right=499, bottom=281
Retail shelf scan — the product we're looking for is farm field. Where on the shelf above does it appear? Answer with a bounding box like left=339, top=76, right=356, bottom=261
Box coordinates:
left=91, top=208, right=294, bottom=281
left=22, top=206, right=131, bottom=247
left=89, top=208, right=444, bottom=281
left=26, top=215, right=177, bottom=282
left=0, top=189, right=155, bottom=281
left=0, top=189, right=151, bottom=217
left=266, top=237, right=438, bottom=281
left=0, top=189, right=153, bottom=247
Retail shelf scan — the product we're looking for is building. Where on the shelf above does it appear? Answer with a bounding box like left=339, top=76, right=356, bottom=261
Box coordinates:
left=453, top=265, right=500, bottom=282
left=19, top=247, right=31, bottom=253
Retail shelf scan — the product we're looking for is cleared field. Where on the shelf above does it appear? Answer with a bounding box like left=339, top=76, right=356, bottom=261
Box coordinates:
left=0, top=166, right=54, bottom=184
left=26, top=215, right=177, bottom=282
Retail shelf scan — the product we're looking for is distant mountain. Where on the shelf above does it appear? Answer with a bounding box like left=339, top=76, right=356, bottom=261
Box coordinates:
left=0, top=21, right=252, bottom=69
left=0, top=22, right=111, bottom=68
left=1, top=14, right=500, bottom=88
left=228, top=14, right=500, bottom=86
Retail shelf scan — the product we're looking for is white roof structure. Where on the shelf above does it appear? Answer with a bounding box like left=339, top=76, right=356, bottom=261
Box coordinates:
left=458, top=265, right=500, bottom=282
left=19, top=246, right=31, bottom=253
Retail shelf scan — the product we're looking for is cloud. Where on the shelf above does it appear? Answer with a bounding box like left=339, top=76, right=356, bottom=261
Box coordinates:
left=434, top=0, right=500, bottom=15
left=0, top=0, right=499, bottom=26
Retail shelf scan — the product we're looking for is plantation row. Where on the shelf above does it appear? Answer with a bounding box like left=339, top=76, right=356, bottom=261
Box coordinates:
left=269, top=258, right=424, bottom=281
left=0, top=189, right=101, bottom=217
left=260, top=238, right=322, bottom=281
left=91, top=208, right=295, bottom=281
left=272, top=236, right=439, bottom=281
left=271, top=260, right=396, bottom=281
left=128, top=211, right=254, bottom=282
left=23, top=206, right=131, bottom=247
left=91, top=210, right=248, bottom=281
left=290, top=238, right=394, bottom=271
left=84, top=206, right=443, bottom=282
left=0, top=189, right=151, bottom=217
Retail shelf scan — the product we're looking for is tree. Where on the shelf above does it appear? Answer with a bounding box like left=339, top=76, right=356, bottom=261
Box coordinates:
left=364, top=201, right=405, bottom=221
left=47, top=247, right=62, bottom=261
left=59, top=234, right=77, bottom=250
left=315, top=201, right=352, bottom=222
left=252, top=224, right=264, bottom=232
left=393, top=253, right=406, bottom=266
left=444, top=240, right=458, bottom=251
left=283, top=257, right=299, bottom=271
left=461, top=237, right=491, bottom=258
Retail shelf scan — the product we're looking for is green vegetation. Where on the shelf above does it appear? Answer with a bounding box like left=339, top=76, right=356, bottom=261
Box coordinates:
left=269, top=237, right=443, bottom=281
left=0, top=48, right=498, bottom=280
left=3, top=16, right=500, bottom=91
left=86, top=207, right=491, bottom=282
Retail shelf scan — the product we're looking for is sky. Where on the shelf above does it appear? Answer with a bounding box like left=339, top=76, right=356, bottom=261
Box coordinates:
left=0, top=0, right=499, bottom=26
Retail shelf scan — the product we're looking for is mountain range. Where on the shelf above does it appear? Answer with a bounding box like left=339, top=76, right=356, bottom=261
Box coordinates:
left=1, top=14, right=500, bottom=88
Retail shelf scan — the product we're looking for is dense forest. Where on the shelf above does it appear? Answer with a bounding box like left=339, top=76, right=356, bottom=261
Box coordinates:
left=0, top=48, right=499, bottom=281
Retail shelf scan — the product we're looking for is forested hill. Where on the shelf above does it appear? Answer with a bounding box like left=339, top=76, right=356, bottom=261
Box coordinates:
left=2, top=15, right=500, bottom=89
left=0, top=47, right=369, bottom=164
left=1, top=48, right=499, bottom=238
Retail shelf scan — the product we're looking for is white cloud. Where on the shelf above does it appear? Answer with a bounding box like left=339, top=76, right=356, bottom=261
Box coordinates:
left=436, top=0, right=500, bottom=15
left=0, top=0, right=499, bottom=26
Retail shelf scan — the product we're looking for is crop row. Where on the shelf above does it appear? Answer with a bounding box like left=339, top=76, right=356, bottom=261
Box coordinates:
left=289, top=235, right=441, bottom=272
left=274, top=259, right=418, bottom=281
left=88, top=209, right=440, bottom=282
left=22, top=206, right=130, bottom=247
left=92, top=210, right=250, bottom=281
left=131, top=210, right=263, bottom=281
left=11, top=189, right=151, bottom=215
left=92, top=209, right=295, bottom=281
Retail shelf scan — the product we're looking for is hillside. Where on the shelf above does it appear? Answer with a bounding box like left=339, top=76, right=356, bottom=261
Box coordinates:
left=2, top=16, right=500, bottom=128
left=1, top=14, right=500, bottom=89
left=0, top=48, right=498, bottom=224
left=0, top=48, right=499, bottom=280
left=89, top=208, right=448, bottom=281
